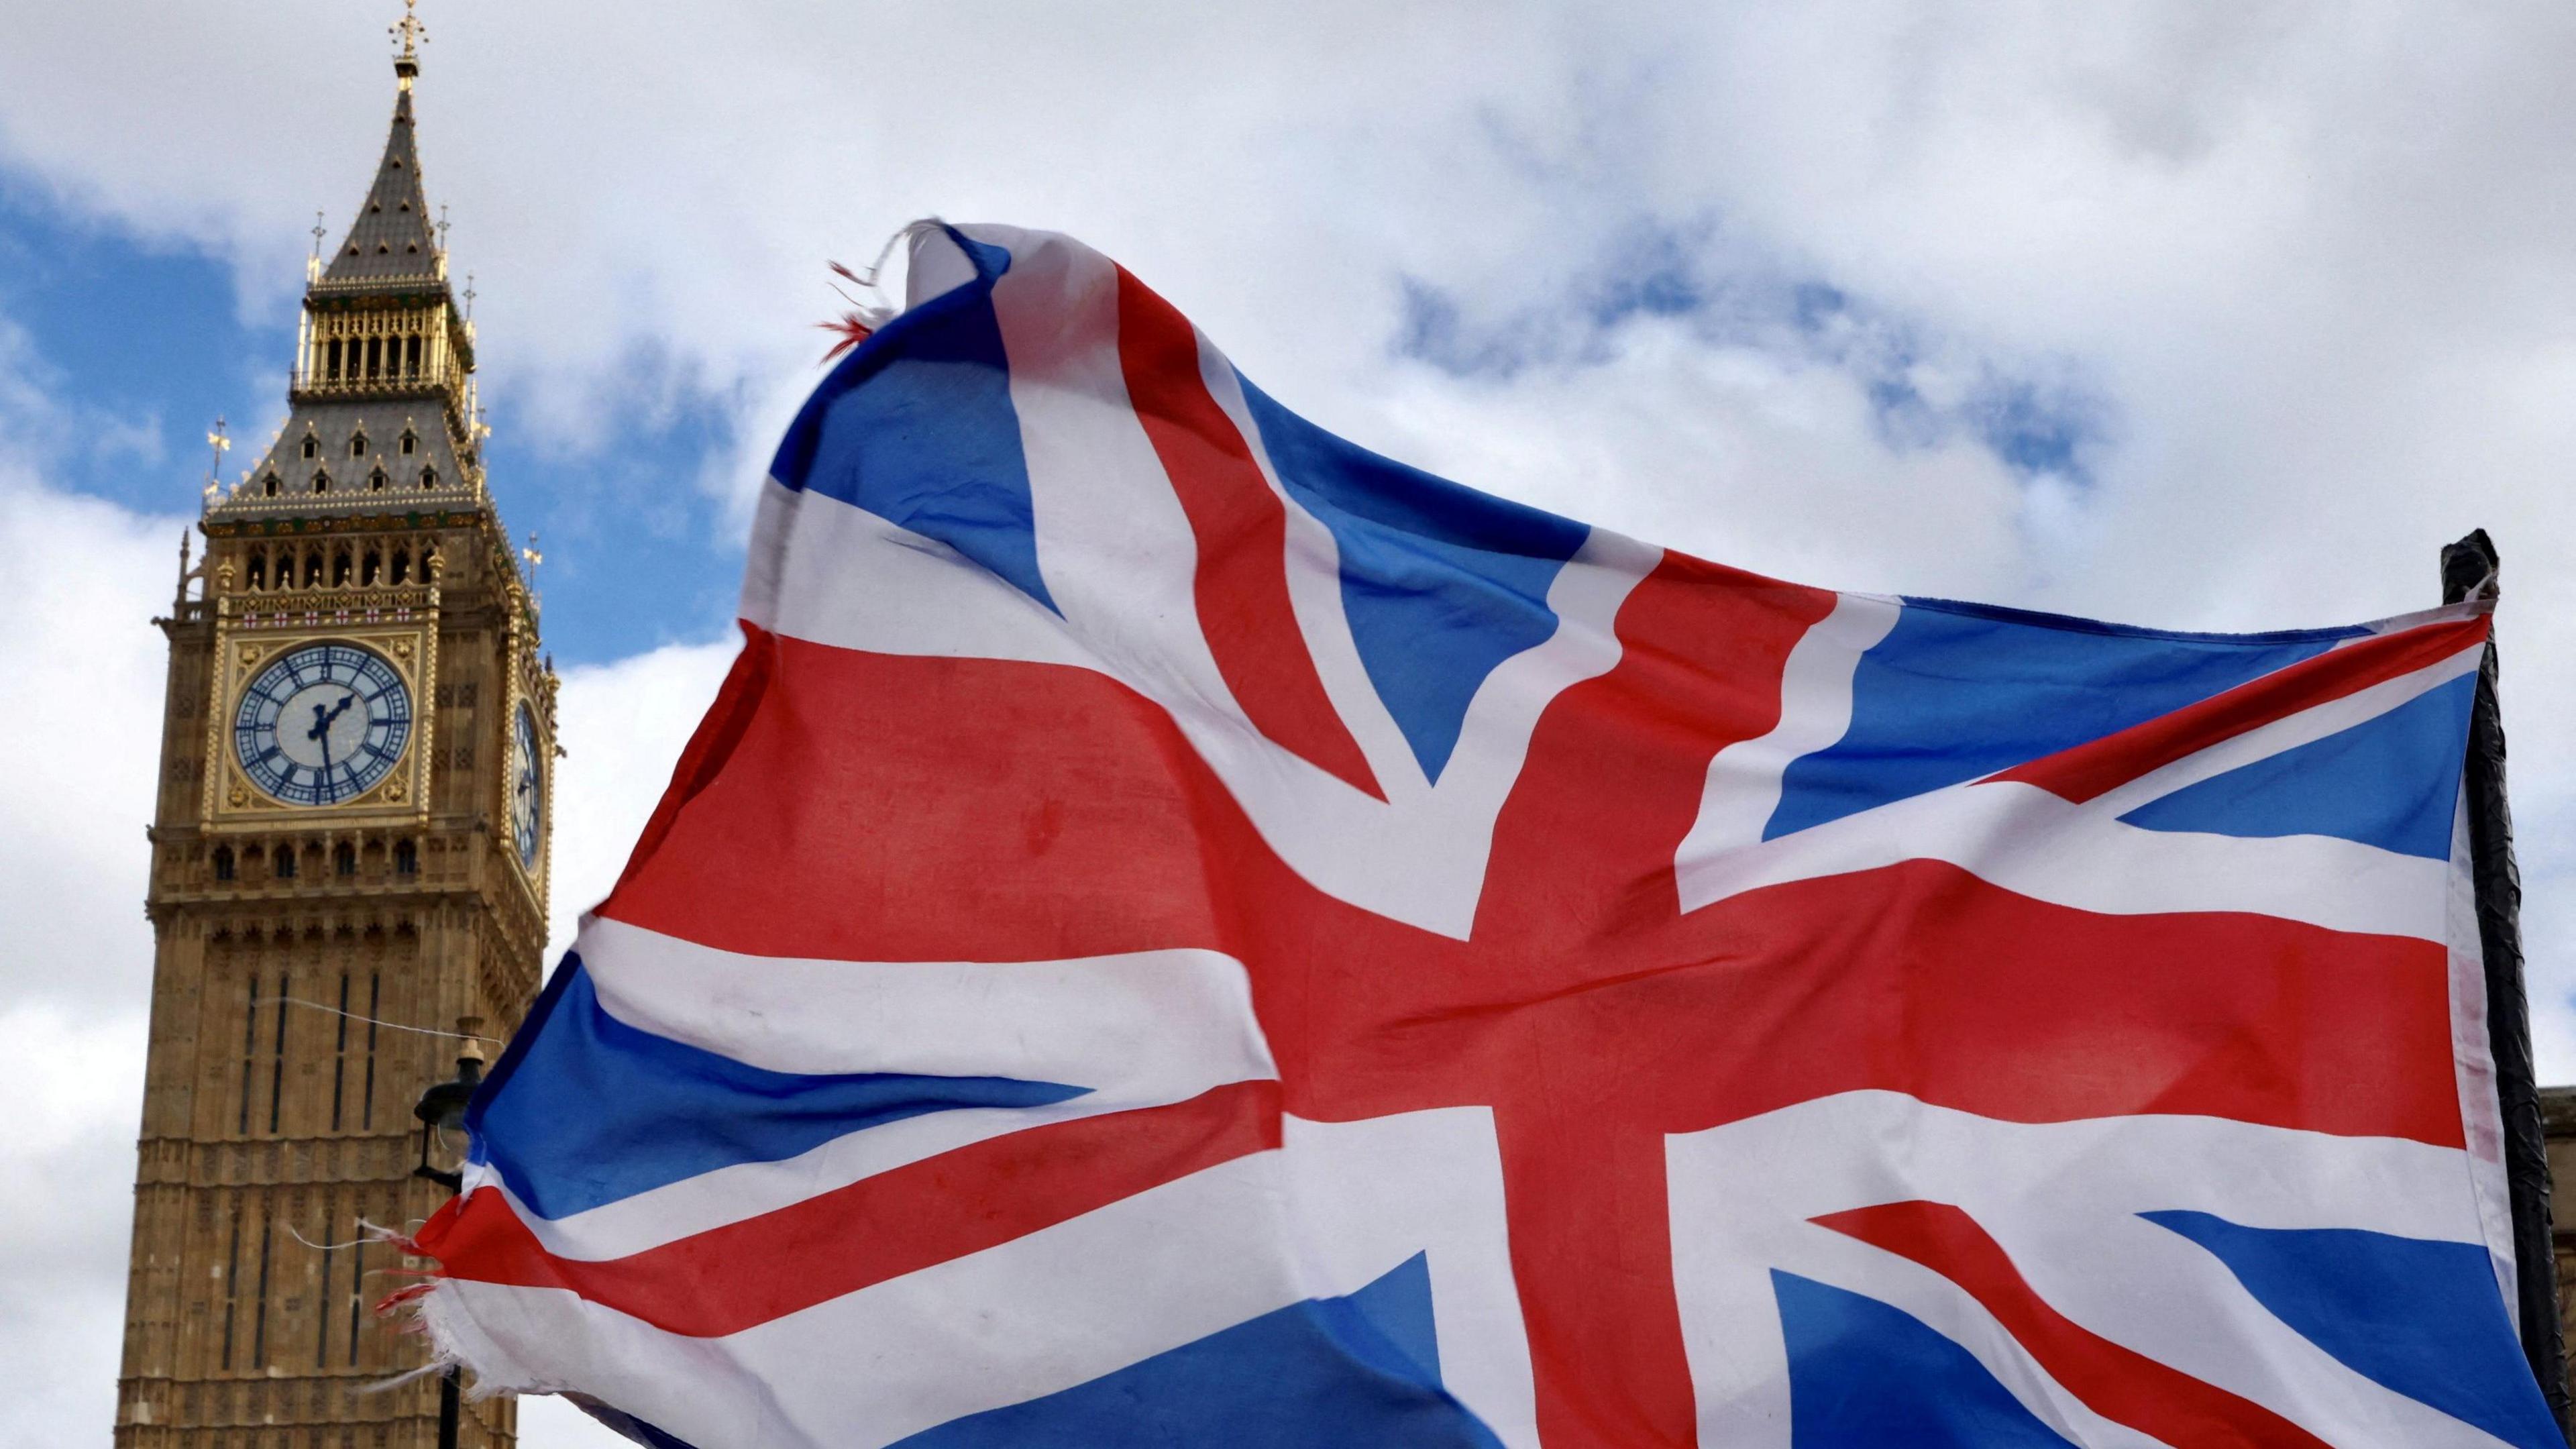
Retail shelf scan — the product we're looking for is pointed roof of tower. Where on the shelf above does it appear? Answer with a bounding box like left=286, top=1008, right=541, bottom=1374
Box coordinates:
left=324, top=85, right=438, bottom=282
left=211, top=11, right=488, bottom=524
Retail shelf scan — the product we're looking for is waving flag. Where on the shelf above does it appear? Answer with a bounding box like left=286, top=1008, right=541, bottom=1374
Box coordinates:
left=415, top=224, right=2554, bottom=1448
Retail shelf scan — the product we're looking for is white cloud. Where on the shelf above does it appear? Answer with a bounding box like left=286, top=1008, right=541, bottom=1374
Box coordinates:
left=6, top=1, right=2576, bottom=1442
left=544, top=639, right=739, bottom=956
left=0, top=463, right=188, bottom=1449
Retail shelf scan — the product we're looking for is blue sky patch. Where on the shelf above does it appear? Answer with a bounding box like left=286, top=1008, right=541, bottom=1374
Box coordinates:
left=0, top=166, right=747, bottom=665
left=1392, top=219, right=2108, bottom=488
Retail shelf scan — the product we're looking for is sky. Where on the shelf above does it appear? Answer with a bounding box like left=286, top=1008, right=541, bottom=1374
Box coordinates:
left=5, top=2, right=2576, bottom=1444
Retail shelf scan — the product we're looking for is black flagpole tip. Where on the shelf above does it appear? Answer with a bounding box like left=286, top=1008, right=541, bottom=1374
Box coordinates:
left=2443, top=529, right=2502, bottom=605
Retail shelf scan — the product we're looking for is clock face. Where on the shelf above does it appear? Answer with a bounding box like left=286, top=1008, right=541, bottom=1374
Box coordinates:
left=511, top=702, right=543, bottom=868
left=233, top=643, right=413, bottom=807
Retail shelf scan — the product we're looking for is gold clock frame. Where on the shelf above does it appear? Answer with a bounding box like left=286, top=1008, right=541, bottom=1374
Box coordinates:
left=203, top=618, right=437, bottom=830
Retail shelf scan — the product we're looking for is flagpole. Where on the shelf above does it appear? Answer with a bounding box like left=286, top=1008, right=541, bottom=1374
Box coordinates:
left=2443, top=528, right=2571, bottom=1436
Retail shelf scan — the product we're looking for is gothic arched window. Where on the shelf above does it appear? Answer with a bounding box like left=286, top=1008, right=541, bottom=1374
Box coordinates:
left=332, top=550, right=353, bottom=587
left=305, top=550, right=325, bottom=588
left=213, top=847, right=235, bottom=882
left=325, top=339, right=343, bottom=380
left=393, top=840, right=417, bottom=875
left=246, top=553, right=266, bottom=590
left=272, top=845, right=297, bottom=880
left=405, top=335, right=423, bottom=376
left=333, top=843, right=356, bottom=877
left=362, top=550, right=381, bottom=587
left=390, top=549, right=410, bottom=586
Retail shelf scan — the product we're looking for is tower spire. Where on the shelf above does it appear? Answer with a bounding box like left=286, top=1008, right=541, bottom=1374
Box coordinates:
left=321, top=32, right=438, bottom=284
left=215, top=13, right=482, bottom=518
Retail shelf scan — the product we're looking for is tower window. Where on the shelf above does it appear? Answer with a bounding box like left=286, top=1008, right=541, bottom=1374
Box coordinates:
left=419, top=467, right=438, bottom=491
left=369, top=468, right=388, bottom=492
left=400, top=429, right=417, bottom=456
left=390, top=549, right=410, bottom=585
left=366, top=336, right=382, bottom=378
left=406, top=335, right=423, bottom=375
left=393, top=840, right=417, bottom=875
left=261, top=473, right=280, bottom=497
left=311, top=470, right=331, bottom=496
left=350, top=433, right=368, bottom=458
left=305, top=551, right=324, bottom=588
left=246, top=554, right=266, bottom=590
left=213, top=847, right=235, bottom=882
left=302, top=435, right=319, bottom=459
left=272, top=846, right=296, bottom=880
left=333, top=843, right=356, bottom=877
left=324, top=340, right=341, bottom=380
left=332, top=550, right=353, bottom=587
left=362, top=550, right=381, bottom=586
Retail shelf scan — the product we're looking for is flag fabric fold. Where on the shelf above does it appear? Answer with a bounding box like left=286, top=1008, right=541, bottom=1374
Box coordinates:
left=415, top=223, right=2548, bottom=1449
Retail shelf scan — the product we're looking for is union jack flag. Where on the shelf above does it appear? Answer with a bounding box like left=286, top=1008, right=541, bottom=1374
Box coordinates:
left=417, top=224, right=2554, bottom=1448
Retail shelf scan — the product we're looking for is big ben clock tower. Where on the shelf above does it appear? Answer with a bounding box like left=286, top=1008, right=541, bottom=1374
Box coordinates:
left=117, top=13, right=548, bottom=1448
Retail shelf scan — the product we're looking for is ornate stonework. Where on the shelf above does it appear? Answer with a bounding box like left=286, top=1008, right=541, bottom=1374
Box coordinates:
left=2544, top=1087, right=2576, bottom=1389
left=117, top=24, right=549, bottom=1449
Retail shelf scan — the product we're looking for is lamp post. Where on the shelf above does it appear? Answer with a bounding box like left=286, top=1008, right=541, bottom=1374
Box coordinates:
left=413, top=1038, right=484, bottom=1449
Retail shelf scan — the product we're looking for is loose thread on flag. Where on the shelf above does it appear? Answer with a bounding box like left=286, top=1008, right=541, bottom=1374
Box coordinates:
left=276, top=996, right=498, bottom=1045
left=283, top=1217, right=433, bottom=1258
left=282, top=1222, right=378, bottom=1253
left=820, top=216, right=947, bottom=360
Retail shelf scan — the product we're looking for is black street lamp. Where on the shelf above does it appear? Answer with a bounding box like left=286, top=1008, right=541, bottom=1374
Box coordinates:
left=412, top=1038, right=483, bottom=1191
left=413, top=1038, right=484, bottom=1449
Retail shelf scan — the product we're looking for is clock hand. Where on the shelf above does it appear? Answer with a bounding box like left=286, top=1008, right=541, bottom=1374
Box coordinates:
left=307, top=693, right=358, bottom=779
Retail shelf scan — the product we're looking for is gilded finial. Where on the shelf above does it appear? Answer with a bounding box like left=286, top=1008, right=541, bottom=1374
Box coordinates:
left=204, top=417, right=231, bottom=500
left=392, top=0, right=427, bottom=87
